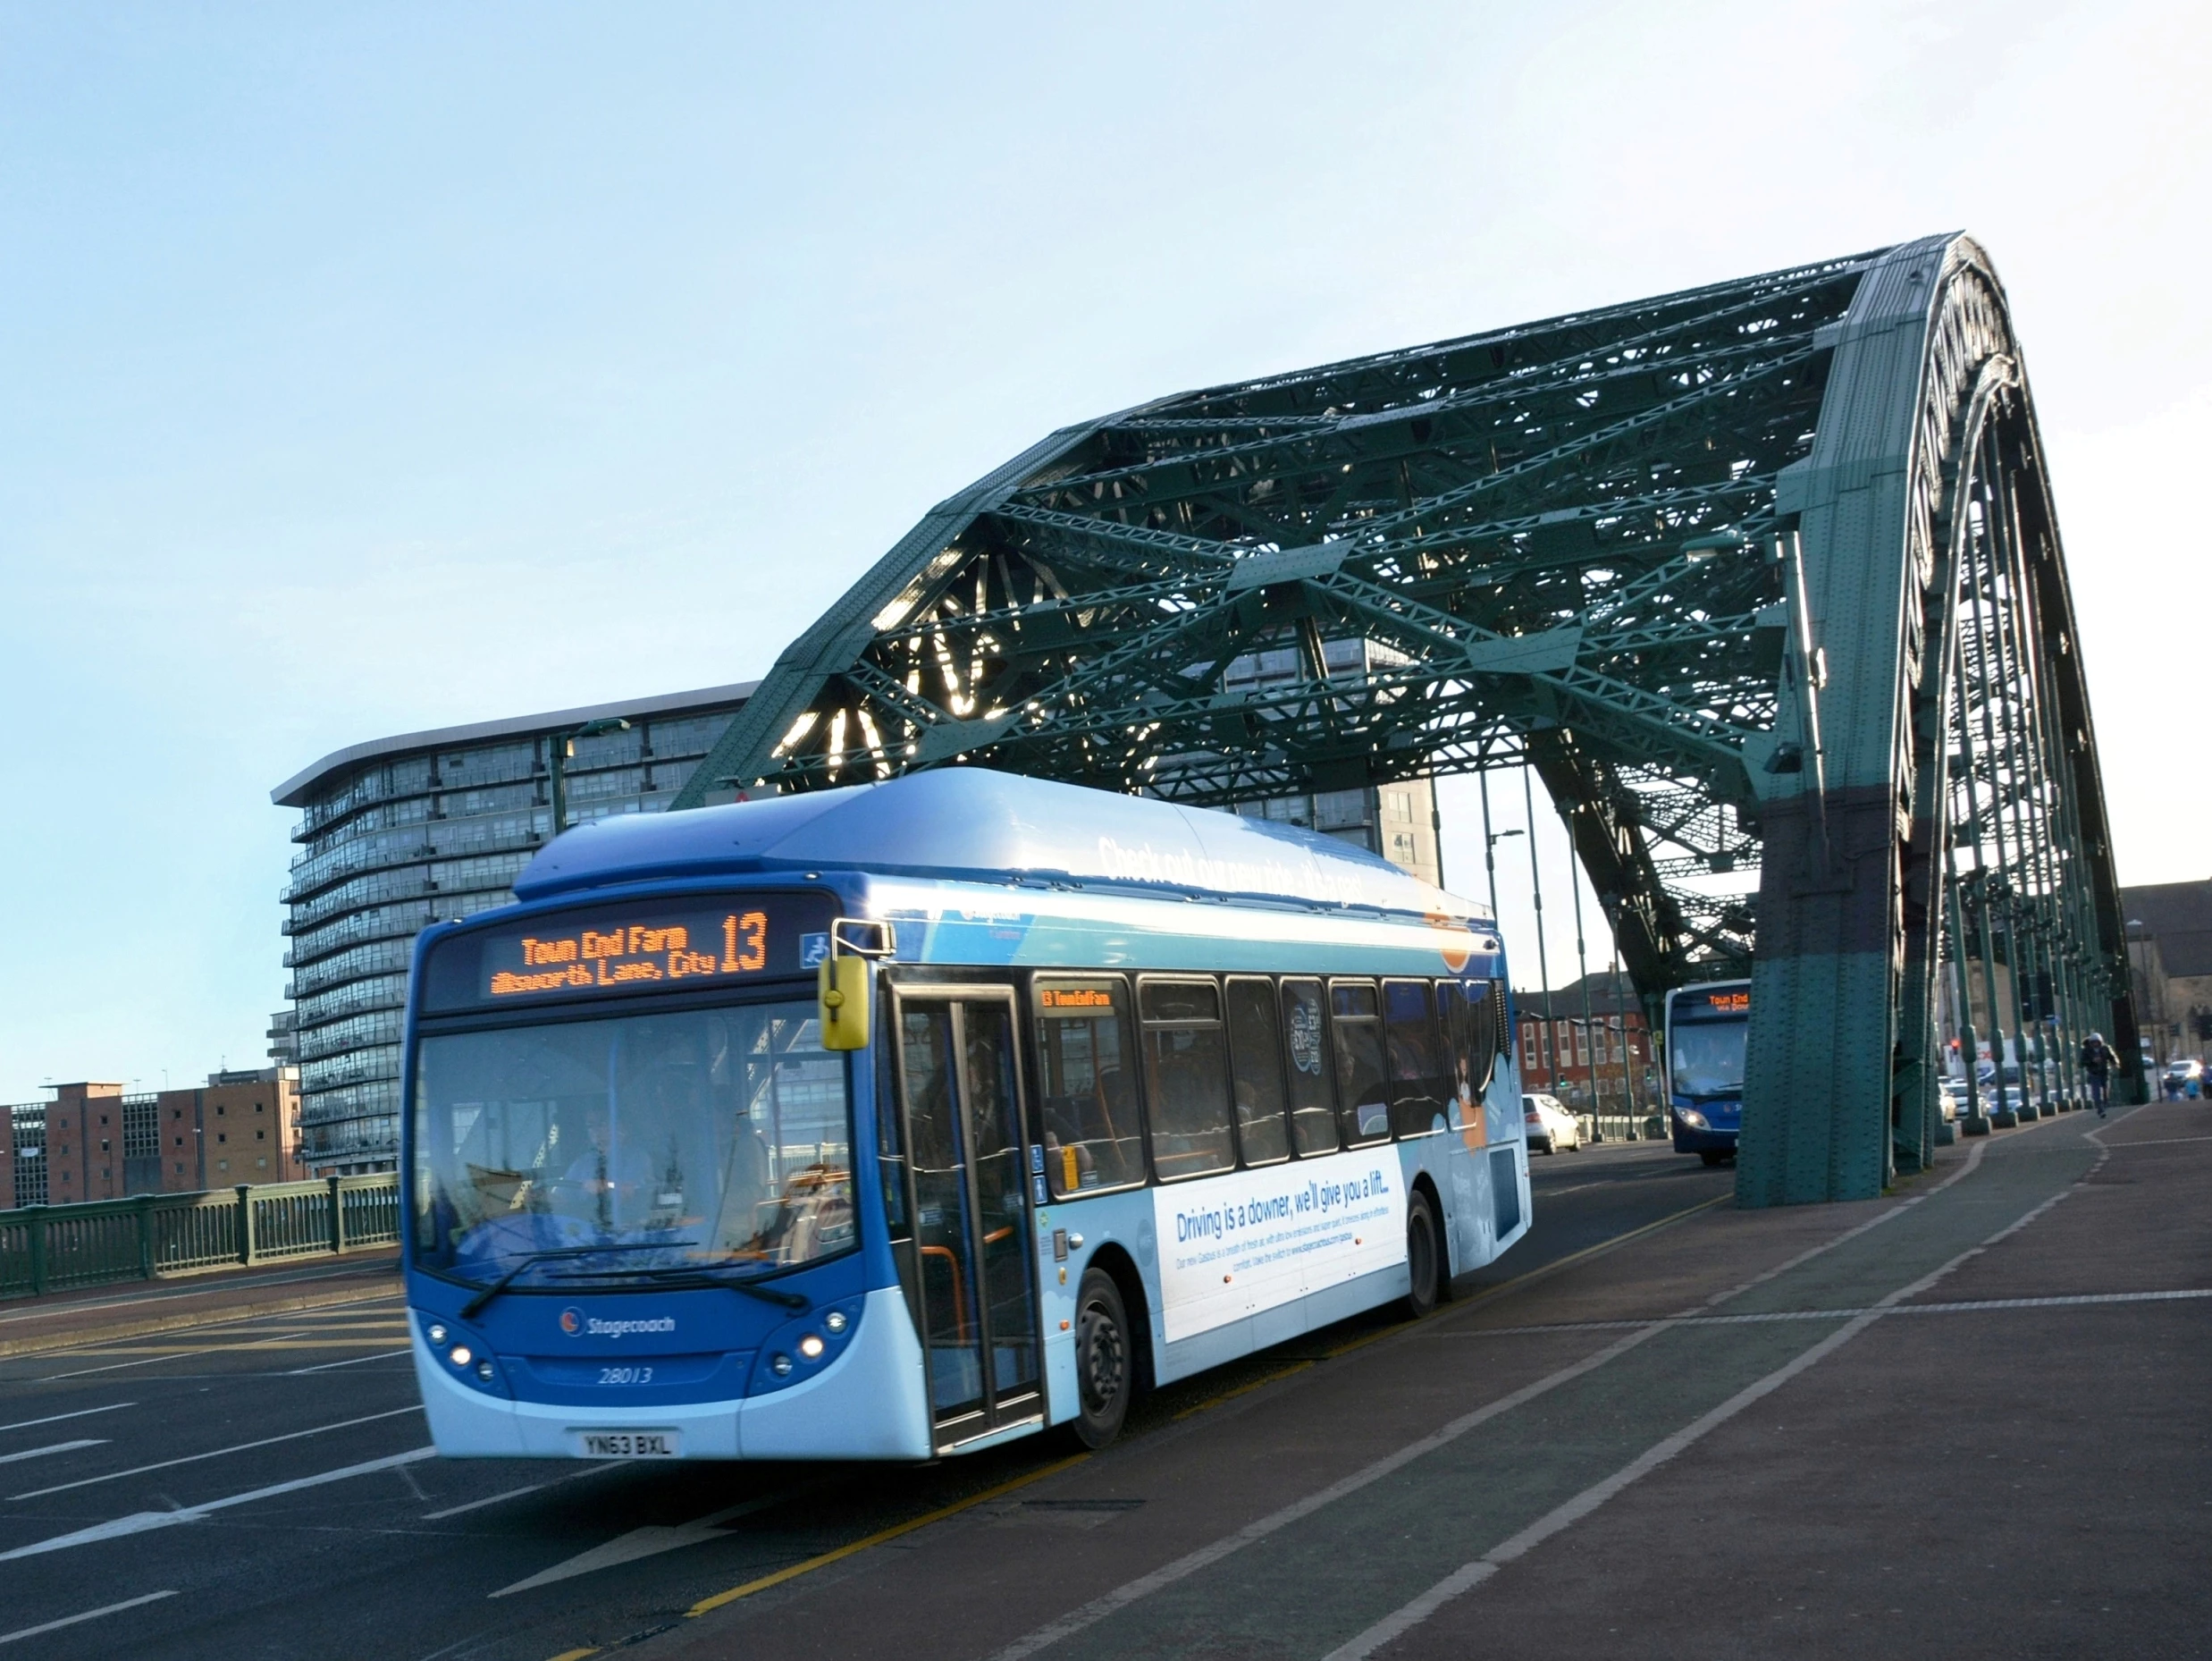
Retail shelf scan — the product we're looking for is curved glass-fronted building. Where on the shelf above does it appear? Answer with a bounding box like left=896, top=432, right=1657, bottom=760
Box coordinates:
left=272, top=684, right=753, bottom=1173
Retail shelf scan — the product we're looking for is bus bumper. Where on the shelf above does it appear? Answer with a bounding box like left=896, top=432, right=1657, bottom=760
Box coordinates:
left=411, top=1285, right=932, bottom=1462
left=1669, top=1109, right=1739, bottom=1155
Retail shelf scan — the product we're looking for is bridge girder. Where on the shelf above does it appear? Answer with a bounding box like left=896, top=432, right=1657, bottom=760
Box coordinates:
left=675, top=233, right=2134, bottom=1203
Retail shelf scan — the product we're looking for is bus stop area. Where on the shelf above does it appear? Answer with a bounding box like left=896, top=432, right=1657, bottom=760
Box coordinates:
left=0, top=1101, right=2202, bottom=1660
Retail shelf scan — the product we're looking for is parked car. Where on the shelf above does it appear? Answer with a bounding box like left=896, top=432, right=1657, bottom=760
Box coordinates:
left=1938, top=1078, right=1967, bottom=1122
left=1524, top=1092, right=1581, bottom=1153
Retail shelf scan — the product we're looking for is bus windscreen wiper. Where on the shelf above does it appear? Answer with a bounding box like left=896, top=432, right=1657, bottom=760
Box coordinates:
left=553, top=1262, right=811, bottom=1311
left=459, top=1241, right=689, bottom=1321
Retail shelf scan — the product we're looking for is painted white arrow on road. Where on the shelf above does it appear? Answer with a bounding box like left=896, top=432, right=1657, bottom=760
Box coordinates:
left=0, top=1446, right=436, bottom=1562
left=491, top=1490, right=793, bottom=1597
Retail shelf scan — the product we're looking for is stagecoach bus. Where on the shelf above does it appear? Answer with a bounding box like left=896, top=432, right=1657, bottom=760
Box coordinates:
left=1665, top=980, right=1750, bottom=1166
left=400, top=769, right=1528, bottom=1463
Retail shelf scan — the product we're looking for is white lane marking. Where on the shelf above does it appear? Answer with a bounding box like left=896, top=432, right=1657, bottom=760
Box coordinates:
left=2089, top=1134, right=2212, bottom=1148
left=286, top=1348, right=411, bottom=1375
left=0, top=1438, right=106, bottom=1466
left=491, top=1490, right=794, bottom=1597
left=0, top=1267, right=395, bottom=1328
left=0, top=1589, right=179, bottom=1646
left=35, top=1353, right=214, bottom=1381
left=1321, top=1128, right=2113, bottom=1659
left=1436, top=1286, right=2212, bottom=1337
left=984, top=1321, right=1670, bottom=1661
left=7, top=1404, right=422, bottom=1501
left=32, top=1326, right=317, bottom=1381
left=988, top=1132, right=1999, bottom=1661
left=0, top=1447, right=436, bottom=1563
left=0, top=1403, right=133, bottom=1435
left=421, top=1464, right=619, bottom=1522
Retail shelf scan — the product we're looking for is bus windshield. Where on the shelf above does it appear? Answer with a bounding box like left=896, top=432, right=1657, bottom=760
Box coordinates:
left=1670, top=1017, right=1748, bottom=1100
left=411, top=997, right=854, bottom=1288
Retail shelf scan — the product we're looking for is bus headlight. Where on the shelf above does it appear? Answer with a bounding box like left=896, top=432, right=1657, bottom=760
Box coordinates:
left=797, top=1334, right=826, bottom=1361
left=1677, top=1108, right=1710, bottom=1130
left=426, top=1323, right=449, bottom=1346
left=823, top=1310, right=848, bottom=1335
left=476, top=1359, right=495, bottom=1382
left=450, top=1345, right=474, bottom=1367
left=770, top=1353, right=794, bottom=1377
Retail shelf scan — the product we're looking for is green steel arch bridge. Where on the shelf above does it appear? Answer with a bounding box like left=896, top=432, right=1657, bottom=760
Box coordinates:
left=672, top=232, right=2139, bottom=1205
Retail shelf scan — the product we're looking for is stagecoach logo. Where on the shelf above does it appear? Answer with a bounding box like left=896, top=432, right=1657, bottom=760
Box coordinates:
left=559, top=1307, right=677, bottom=1339
left=1287, top=999, right=1324, bottom=1075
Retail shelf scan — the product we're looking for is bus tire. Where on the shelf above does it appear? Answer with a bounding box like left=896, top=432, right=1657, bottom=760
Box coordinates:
left=1403, top=1190, right=1441, bottom=1320
left=1699, top=1150, right=1731, bottom=1167
left=1072, top=1267, right=1132, bottom=1449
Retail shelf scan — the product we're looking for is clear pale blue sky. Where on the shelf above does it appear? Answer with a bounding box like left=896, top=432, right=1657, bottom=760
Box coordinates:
left=3, top=2, right=2207, bottom=1100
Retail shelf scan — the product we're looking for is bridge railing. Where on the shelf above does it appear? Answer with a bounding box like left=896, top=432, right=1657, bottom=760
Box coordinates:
left=0, top=1175, right=400, bottom=1299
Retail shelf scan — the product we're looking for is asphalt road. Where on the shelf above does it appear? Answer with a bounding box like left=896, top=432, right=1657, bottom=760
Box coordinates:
left=3, top=1113, right=2200, bottom=1661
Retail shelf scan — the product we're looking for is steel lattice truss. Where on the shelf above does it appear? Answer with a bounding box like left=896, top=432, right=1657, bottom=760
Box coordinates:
left=677, top=234, right=2134, bottom=1202
left=682, top=254, right=1876, bottom=983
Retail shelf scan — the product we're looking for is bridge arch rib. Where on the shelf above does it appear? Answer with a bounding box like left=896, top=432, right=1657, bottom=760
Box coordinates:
left=673, top=232, right=2131, bottom=1203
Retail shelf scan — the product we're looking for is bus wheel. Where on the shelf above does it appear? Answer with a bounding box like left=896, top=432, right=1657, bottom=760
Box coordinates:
left=1072, top=1267, right=1131, bottom=1449
left=1403, top=1190, right=1441, bottom=1319
left=1700, top=1151, right=1731, bottom=1168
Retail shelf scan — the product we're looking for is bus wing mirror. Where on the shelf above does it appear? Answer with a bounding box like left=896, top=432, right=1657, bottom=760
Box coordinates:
left=819, top=955, right=875, bottom=1051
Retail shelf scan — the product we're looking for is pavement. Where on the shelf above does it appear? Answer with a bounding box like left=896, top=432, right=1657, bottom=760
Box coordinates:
left=0, top=1106, right=2201, bottom=1659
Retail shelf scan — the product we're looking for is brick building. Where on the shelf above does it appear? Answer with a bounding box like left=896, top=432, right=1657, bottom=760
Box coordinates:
left=2119, top=880, right=2212, bottom=1066
left=1514, top=974, right=1659, bottom=1112
left=2, top=1067, right=305, bottom=1209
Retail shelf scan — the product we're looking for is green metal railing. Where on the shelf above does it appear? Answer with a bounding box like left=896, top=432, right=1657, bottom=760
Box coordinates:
left=0, top=1175, right=399, bottom=1299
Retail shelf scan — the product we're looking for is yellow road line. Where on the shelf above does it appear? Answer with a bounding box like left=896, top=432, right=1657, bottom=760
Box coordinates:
left=544, top=1648, right=601, bottom=1660
left=40, top=1338, right=416, bottom=1355
left=0, top=1286, right=400, bottom=1362
left=685, top=1453, right=1090, bottom=1618
left=598, top=1192, right=1733, bottom=1643
left=1173, top=1360, right=1315, bottom=1419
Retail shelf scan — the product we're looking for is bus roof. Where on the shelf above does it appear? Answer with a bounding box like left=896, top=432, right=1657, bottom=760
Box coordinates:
left=513, top=768, right=1486, bottom=922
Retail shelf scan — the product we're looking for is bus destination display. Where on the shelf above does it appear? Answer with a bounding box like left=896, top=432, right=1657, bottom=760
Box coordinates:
left=420, top=893, right=837, bottom=1012
left=1684, top=988, right=1750, bottom=1016
left=489, top=913, right=766, bottom=998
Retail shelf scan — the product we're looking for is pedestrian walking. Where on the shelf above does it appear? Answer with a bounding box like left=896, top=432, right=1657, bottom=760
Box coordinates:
left=2081, top=1032, right=2115, bottom=1117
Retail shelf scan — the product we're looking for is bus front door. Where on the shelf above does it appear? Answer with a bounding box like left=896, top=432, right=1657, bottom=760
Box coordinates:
left=892, top=989, right=1043, bottom=1449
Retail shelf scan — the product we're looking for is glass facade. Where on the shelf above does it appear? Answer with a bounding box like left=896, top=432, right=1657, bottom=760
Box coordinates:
left=1222, top=640, right=1442, bottom=889
left=275, top=687, right=753, bottom=1174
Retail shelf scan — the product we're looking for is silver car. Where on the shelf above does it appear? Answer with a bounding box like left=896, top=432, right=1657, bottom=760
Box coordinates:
left=1523, top=1092, right=1582, bottom=1153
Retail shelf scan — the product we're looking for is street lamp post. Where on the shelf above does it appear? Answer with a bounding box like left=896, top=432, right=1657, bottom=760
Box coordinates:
left=2127, top=918, right=2161, bottom=1097
left=547, top=718, right=633, bottom=839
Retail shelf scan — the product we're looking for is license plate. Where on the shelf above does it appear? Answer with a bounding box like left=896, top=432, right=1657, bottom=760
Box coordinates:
left=575, top=1429, right=680, bottom=1459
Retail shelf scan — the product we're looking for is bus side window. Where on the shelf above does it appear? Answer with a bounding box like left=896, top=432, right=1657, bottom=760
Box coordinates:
left=1280, top=978, right=1340, bottom=1158
left=1437, top=980, right=1498, bottom=1137
left=1224, top=976, right=1291, bottom=1167
left=1032, top=978, right=1144, bottom=1196
left=1330, top=981, right=1390, bottom=1145
left=1139, top=978, right=1235, bottom=1181
left=1384, top=980, right=1448, bottom=1139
